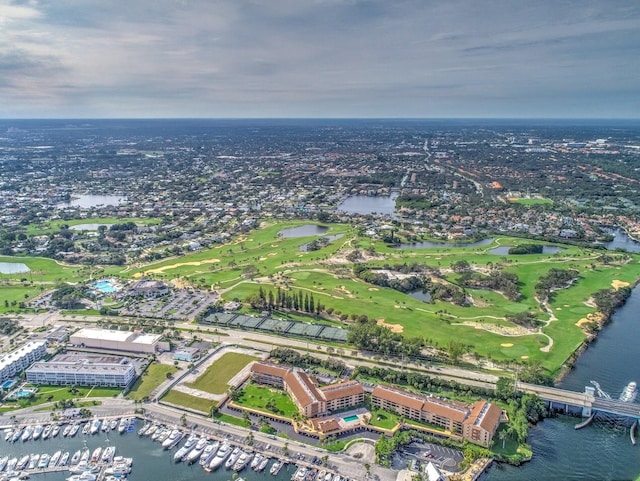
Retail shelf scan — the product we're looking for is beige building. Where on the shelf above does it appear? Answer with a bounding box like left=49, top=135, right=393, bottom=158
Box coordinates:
left=69, top=328, right=169, bottom=354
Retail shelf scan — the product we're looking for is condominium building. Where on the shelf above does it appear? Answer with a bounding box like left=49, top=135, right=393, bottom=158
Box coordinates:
left=26, top=355, right=136, bottom=388
left=250, top=362, right=365, bottom=418
left=371, top=385, right=502, bottom=447
left=0, top=340, right=47, bottom=382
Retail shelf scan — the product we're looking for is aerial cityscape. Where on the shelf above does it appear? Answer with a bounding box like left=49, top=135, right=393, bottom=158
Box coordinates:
left=1, top=2, right=640, bottom=481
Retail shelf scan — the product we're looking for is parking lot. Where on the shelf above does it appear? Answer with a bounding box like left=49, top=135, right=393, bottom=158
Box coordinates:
left=394, top=441, right=464, bottom=473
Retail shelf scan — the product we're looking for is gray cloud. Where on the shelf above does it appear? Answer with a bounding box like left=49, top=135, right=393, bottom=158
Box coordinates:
left=0, top=0, right=638, bottom=117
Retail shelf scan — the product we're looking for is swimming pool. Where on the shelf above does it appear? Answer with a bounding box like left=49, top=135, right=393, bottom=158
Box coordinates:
left=93, top=279, right=117, bottom=293
left=1, top=379, right=16, bottom=389
left=343, top=415, right=359, bottom=423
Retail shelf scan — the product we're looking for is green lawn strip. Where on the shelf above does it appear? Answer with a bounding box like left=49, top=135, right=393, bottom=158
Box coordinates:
left=234, top=383, right=298, bottom=418
left=369, top=409, right=401, bottom=430
left=126, top=363, right=178, bottom=401
left=0, top=285, right=42, bottom=312
left=213, top=412, right=251, bottom=428
left=3, top=385, right=121, bottom=411
left=184, top=352, right=259, bottom=395
left=161, top=389, right=215, bottom=413
left=509, top=198, right=553, bottom=205
left=0, top=255, right=90, bottom=282
left=24, top=217, right=161, bottom=235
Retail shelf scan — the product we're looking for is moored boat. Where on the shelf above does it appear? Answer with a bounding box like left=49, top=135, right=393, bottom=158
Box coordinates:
left=50, top=450, right=62, bottom=467
left=270, top=459, right=284, bottom=476
left=224, top=446, right=242, bottom=470
left=89, top=418, right=101, bottom=435
left=42, top=424, right=52, bottom=440
left=11, top=427, right=23, bottom=443
left=69, top=423, right=81, bottom=437
left=251, top=453, right=263, bottom=470
left=32, top=424, right=44, bottom=440
left=90, top=447, right=102, bottom=464
left=185, top=436, right=208, bottom=463
left=174, top=433, right=199, bottom=462
left=620, top=381, right=638, bottom=403
left=59, top=451, right=70, bottom=466
left=70, top=450, right=82, bottom=465
left=199, top=440, right=220, bottom=467
left=101, top=446, right=116, bottom=463
left=207, top=441, right=231, bottom=472
left=0, top=456, right=9, bottom=471
left=233, top=450, right=252, bottom=472
left=257, top=456, right=270, bottom=472
left=51, top=424, right=61, bottom=438
left=15, top=455, right=29, bottom=471
left=21, top=425, right=34, bottom=442
left=162, top=428, right=183, bottom=450
left=117, top=417, right=129, bottom=434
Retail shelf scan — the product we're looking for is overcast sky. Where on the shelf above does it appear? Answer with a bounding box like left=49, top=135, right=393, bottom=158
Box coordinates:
left=1, top=0, right=639, bottom=118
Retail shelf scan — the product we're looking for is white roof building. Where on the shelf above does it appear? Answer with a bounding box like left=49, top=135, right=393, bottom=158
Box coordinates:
left=69, top=328, right=167, bottom=354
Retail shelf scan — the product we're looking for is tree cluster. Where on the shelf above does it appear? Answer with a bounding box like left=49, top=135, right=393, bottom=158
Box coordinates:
left=269, top=347, right=346, bottom=374
left=245, top=286, right=324, bottom=315
left=508, top=244, right=543, bottom=255
left=51, top=283, right=86, bottom=309
left=347, top=319, right=425, bottom=357
left=457, top=270, right=521, bottom=301
left=534, top=268, right=579, bottom=299
left=0, top=318, right=20, bottom=336
left=592, top=286, right=632, bottom=320
left=505, top=311, right=544, bottom=330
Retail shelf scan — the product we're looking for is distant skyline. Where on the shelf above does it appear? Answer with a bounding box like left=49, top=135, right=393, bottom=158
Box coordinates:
left=1, top=0, right=639, bottom=119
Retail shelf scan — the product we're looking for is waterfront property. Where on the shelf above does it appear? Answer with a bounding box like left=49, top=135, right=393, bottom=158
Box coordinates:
left=250, top=361, right=365, bottom=417
left=0, top=340, right=47, bottom=382
left=26, top=353, right=136, bottom=387
left=69, top=328, right=169, bottom=354
left=371, top=385, right=502, bottom=448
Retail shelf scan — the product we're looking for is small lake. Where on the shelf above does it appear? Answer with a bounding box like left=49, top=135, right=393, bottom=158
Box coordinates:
left=60, top=194, right=125, bottom=208
left=394, top=238, right=495, bottom=249
left=299, top=234, right=344, bottom=251
left=336, top=192, right=398, bottom=217
left=489, top=246, right=564, bottom=255
left=408, top=289, right=432, bottom=302
left=278, top=225, right=329, bottom=238
left=604, top=228, right=640, bottom=253
left=0, top=262, right=30, bottom=274
left=70, top=223, right=113, bottom=231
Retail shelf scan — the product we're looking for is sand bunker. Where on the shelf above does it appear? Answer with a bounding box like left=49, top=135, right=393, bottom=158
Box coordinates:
left=170, top=278, right=191, bottom=289
left=259, top=257, right=268, bottom=261
left=368, top=287, right=379, bottom=291
left=268, top=252, right=277, bottom=256
left=576, top=312, right=605, bottom=327
left=143, top=258, right=221, bottom=275
left=500, top=343, right=514, bottom=348
left=521, top=355, right=529, bottom=359
left=612, top=279, right=630, bottom=290
left=377, top=319, right=404, bottom=333
left=335, top=285, right=352, bottom=295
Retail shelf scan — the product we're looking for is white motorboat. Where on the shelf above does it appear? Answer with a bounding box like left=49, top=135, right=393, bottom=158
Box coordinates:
left=620, top=381, right=638, bottom=403
left=145, top=424, right=158, bottom=437
left=138, top=423, right=151, bottom=436
left=207, top=442, right=231, bottom=472
left=37, top=452, right=51, bottom=469
left=59, top=451, right=70, bottom=466
left=67, top=470, right=98, bottom=480
left=6, top=457, right=18, bottom=472
left=51, top=424, right=61, bottom=438
left=15, top=455, right=29, bottom=471
left=224, top=446, right=242, bottom=470
left=50, top=450, right=62, bottom=467
left=69, top=423, right=81, bottom=437
left=270, top=459, right=284, bottom=475
left=199, top=440, right=220, bottom=467
left=80, top=448, right=91, bottom=464
left=101, top=419, right=110, bottom=432
left=174, top=433, right=199, bottom=462
left=151, top=426, right=165, bottom=441
left=10, top=427, right=22, bottom=443
left=89, top=418, right=101, bottom=435
left=21, top=425, right=34, bottom=442
left=82, top=423, right=91, bottom=436
left=42, top=424, right=52, bottom=440
left=233, top=451, right=252, bottom=472
left=117, top=418, right=129, bottom=434
left=28, top=454, right=40, bottom=470
left=109, top=418, right=118, bottom=431
left=161, top=428, right=183, bottom=449
left=101, top=446, right=116, bottom=463
left=62, top=424, right=72, bottom=437
left=90, top=447, right=102, bottom=463
left=0, top=456, right=9, bottom=472
left=70, top=450, right=82, bottom=465
left=185, top=436, right=208, bottom=463
left=32, top=424, right=44, bottom=440
left=250, top=453, right=263, bottom=470
left=257, top=456, right=270, bottom=472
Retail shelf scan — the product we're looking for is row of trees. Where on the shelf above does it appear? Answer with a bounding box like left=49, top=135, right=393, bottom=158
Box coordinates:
left=245, top=286, right=324, bottom=315
left=535, top=268, right=579, bottom=300
left=457, top=270, right=521, bottom=301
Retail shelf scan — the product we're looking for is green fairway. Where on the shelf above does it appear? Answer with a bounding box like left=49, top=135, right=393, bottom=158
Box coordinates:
left=126, top=363, right=177, bottom=401
left=161, top=389, right=215, bottom=413
left=24, top=217, right=161, bottom=235
left=0, top=384, right=121, bottom=412
left=234, top=382, right=298, bottom=418
left=184, top=352, right=259, bottom=395
left=508, top=197, right=553, bottom=205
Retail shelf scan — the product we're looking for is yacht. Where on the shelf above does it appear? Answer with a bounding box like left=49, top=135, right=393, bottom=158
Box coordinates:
left=82, top=423, right=91, bottom=436
left=4, top=428, right=13, bottom=442
left=80, top=448, right=91, bottom=464
left=32, top=424, right=44, bottom=440
left=161, top=428, right=183, bottom=449
left=207, top=441, right=231, bottom=472
left=270, top=459, right=284, bottom=475
left=62, top=424, right=73, bottom=438
left=232, top=450, right=252, bottom=472
left=332, top=474, right=341, bottom=481
left=51, top=424, right=61, bottom=438
left=185, top=436, right=208, bottom=463
left=59, top=451, right=70, bottom=467
left=69, top=423, right=81, bottom=437
left=66, top=473, right=98, bottom=481
left=6, top=457, right=18, bottom=472
left=50, top=450, right=62, bottom=467
left=90, top=447, right=102, bottom=463
left=38, top=453, right=51, bottom=469
left=21, top=425, right=34, bottom=442
left=151, top=426, right=165, bottom=441
left=138, top=422, right=151, bottom=436
left=224, top=446, right=242, bottom=470
left=145, top=424, right=159, bottom=437
left=101, top=419, right=110, bottom=432
left=257, top=456, right=270, bottom=472
left=101, top=446, right=116, bottom=463
left=250, top=453, right=263, bottom=470
left=0, top=456, right=9, bottom=472
left=104, top=462, right=131, bottom=477
left=28, top=454, right=40, bottom=470
left=15, top=455, right=29, bottom=471
left=199, top=440, right=220, bottom=467
left=174, top=433, right=199, bottom=462
left=109, top=418, right=118, bottom=431
left=620, top=381, right=638, bottom=403
left=90, top=418, right=101, bottom=435
left=70, top=450, right=82, bottom=465
left=10, top=427, right=23, bottom=443
left=42, top=424, right=53, bottom=440
left=117, top=418, right=129, bottom=434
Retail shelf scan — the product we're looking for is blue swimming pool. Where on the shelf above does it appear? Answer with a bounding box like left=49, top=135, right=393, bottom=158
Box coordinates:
left=93, top=279, right=117, bottom=293
left=1, top=379, right=16, bottom=389
left=343, top=415, right=359, bottom=422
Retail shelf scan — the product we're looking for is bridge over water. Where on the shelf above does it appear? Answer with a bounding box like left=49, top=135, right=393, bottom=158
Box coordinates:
left=517, top=382, right=640, bottom=419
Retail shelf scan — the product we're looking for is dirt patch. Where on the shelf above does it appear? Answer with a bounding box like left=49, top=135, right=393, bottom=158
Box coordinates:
left=500, top=343, right=514, bottom=348
left=170, top=278, right=191, bottom=289
left=377, top=318, right=404, bottom=333
left=335, top=285, right=352, bottom=296
left=576, top=312, right=605, bottom=327
left=143, top=258, right=221, bottom=275
left=612, top=279, right=630, bottom=290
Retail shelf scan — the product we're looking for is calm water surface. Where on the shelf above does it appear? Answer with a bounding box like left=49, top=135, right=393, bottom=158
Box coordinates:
left=60, top=194, right=125, bottom=208
left=0, top=262, right=30, bottom=274
left=336, top=193, right=398, bottom=217
left=278, top=225, right=329, bottom=238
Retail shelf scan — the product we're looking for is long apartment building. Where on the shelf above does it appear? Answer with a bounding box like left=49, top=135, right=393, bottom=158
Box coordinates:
left=0, top=340, right=47, bottom=382
left=250, top=362, right=365, bottom=418
left=371, top=385, right=502, bottom=447
left=26, top=355, right=136, bottom=388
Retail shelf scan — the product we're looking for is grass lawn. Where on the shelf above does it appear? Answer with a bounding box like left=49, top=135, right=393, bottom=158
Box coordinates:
left=0, top=385, right=121, bottom=411
left=184, top=352, right=259, bottom=395
left=213, top=412, right=251, bottom=428
left=369, top=409, right=401, bottom=430
left=509, top=197, right=553, bottom=205
left=234, top=382, right=298, bottom=418
left=126, top=363, right=177, bottom=401
left=162, top=389, right=215, bottom=413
